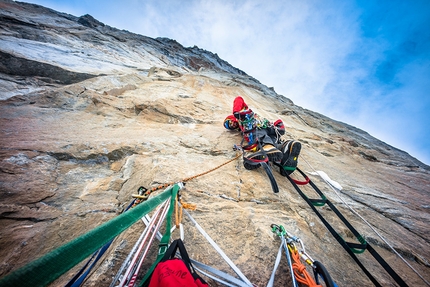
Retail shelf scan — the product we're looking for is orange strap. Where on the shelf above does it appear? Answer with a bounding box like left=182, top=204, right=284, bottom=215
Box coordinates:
left=175, top=197, right=197, bottom=228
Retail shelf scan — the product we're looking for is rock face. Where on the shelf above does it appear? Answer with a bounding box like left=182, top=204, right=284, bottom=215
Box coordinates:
left=0, top=1, right=429, bottom=286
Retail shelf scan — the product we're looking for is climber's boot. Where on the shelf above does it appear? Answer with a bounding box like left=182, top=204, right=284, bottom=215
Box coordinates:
left=279, top=140, right=301, bottom=175
left=262, top=143, right=283, bottom=163
left=242, top=147, right=267, bottom=170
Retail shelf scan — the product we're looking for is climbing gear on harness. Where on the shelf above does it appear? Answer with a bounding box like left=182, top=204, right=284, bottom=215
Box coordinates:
left=283, top=168, right=408, bottom=287
left=236, top=109, right=258, bottom=151
left=269, top=224, right=335, bottom=287
left=232, top=109, right=281, bottom=193
left=257, top=117, right=270, bottom=129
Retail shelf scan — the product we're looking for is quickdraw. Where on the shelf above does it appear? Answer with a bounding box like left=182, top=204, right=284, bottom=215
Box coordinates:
left=270, top=224, right=335, bottom=287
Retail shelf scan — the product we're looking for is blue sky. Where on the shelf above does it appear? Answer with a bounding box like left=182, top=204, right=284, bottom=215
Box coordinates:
left=25, top=0, right=430, bottom=165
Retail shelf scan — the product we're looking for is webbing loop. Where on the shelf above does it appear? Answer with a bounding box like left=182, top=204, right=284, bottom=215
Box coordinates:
left=292, top=176, right=310, bottom=186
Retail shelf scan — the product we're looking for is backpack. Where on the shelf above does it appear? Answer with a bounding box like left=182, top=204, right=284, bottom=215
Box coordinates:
left=148, top=239, right=208, bottom=287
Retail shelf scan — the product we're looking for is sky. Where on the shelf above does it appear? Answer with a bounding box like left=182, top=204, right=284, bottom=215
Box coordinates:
left=25, top=0, right=430, bottom=165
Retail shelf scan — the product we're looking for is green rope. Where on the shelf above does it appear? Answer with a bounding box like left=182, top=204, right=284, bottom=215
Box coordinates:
left=0, top=184, right=177, bottom=287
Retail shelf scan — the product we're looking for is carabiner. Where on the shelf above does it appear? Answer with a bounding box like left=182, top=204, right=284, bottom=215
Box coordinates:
left=271, top=224, right=286, bottom=237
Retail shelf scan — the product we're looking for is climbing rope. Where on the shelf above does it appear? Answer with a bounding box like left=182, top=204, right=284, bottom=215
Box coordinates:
left=132, top=153, right=241, bottom=204
left=301, top=155, right=430, bottom=286
left=290, top=248, right=320, bottom=287
left=119, top=199, right=171, bottom=287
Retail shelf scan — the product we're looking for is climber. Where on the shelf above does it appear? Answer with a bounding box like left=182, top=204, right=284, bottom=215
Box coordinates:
left=224, top=96, right=302, bottom=175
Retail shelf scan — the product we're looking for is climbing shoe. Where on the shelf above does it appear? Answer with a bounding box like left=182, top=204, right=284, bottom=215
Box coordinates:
left=279, top=140, right=301, bottom=175
left=243, top=148, right=266, bottom=170
left=262, top=143, right=283, bottom=162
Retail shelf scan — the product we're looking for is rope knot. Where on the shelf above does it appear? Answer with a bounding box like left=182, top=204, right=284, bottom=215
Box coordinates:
left=295, top=263, right=307, bottom=274
left=181, top=201, right=197, bottom=210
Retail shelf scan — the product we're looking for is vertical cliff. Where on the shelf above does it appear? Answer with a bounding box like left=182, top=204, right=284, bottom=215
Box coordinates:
left=0, top=1, right=429, bottom=286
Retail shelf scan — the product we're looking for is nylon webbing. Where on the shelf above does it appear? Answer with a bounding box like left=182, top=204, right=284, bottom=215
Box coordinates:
left=66, top=199, right=137, bottom=287
left=286, top=168, right=408, bottom=287
left=0, top=185, right=176, bottom=287
left=261, top=161, right=279, bottom=193
left=266, top=241, right=284, bottom=287
left=139, top=184, right=180, bottom=286
left=191, top=259, right=251, bottom=287
left=182, top=208, right=254, bottom=286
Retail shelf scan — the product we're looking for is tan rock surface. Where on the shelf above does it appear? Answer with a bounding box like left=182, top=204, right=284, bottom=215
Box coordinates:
left=1, top=70, right=429, bottom=286
left=0, top=1, right=429, bottom=286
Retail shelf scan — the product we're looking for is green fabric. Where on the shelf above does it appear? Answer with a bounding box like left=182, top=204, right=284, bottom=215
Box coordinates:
left=350, top=235, right=367, bottom=254
left=282, top=166, right=296, bottom=171
left=350, top=247, right=367, bottom=254
left=0, top=185, right=176, bottom=287
left=139, top=184, right=180, bottom=286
